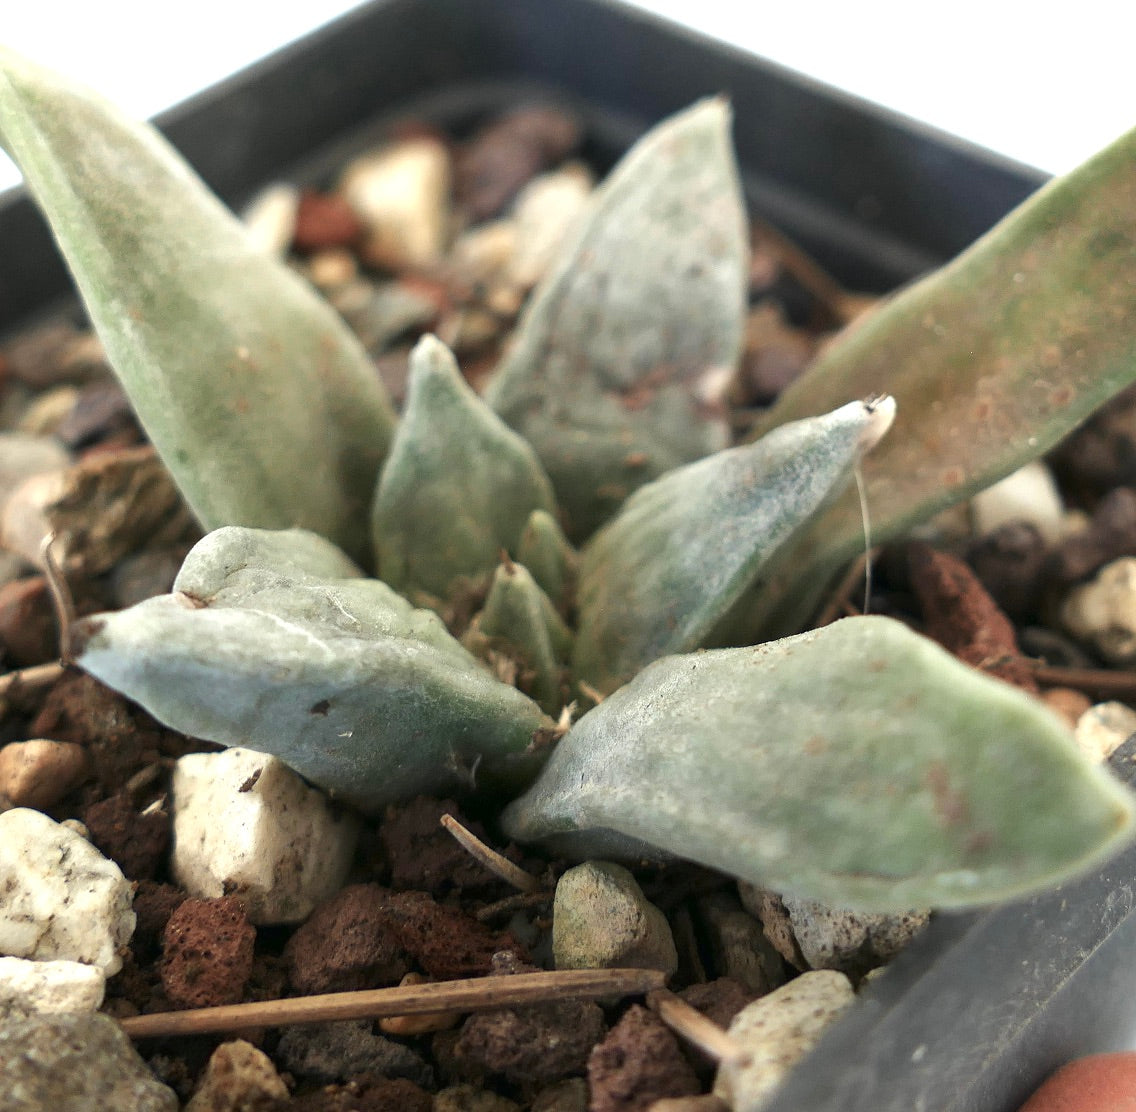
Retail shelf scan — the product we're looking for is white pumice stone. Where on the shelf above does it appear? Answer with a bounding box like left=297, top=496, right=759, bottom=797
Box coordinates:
left=510, top=162, right=594, bottom=288
left=0, top=807, right=135, bottom=976
left=171, top=747, right=360, bottom=925
left=241, top=182, right=300, bottom=257
left=1061, top=556, right=1136, bottom=663
left=970, top=460, right=1065, bottom=544
left=0, top=955, right=105, bottom=1020
left=714, top=970, right=855, bottom=1112
left=1074, top=701, right=1136, bottom=763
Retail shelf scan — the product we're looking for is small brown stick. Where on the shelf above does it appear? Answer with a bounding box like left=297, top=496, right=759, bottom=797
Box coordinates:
left=40, top=533, right=76, bottom=664
left=474, top=890, right=552, bottom=923
left=1027, top=661, right=1136, bottom=699
left=0, top=661, right=65, bottom=698
left=440, top=813, right=543, bottom=893
left=648, top=989, right=749, bottom=1066
left=120, top=967, right=666, bottom=1040
left=812, top=550, right=875, bottom=629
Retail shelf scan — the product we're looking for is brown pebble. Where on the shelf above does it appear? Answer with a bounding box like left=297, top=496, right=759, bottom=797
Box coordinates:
left=455, top=996, right=606, bottom=1086
left=161, top=895, right=255, bottom=1009
left=1040, top=687, right=1094, bottom=729
left=293, top=189, right=365, bottom=252
left=285, top=883, right=410, bottom=995
left=83, top=791, right=170, bottom=879
left=0, top=576, right=58, bottom=667
left=677, top=979, right=757, bottom=1032
left=1015, top=1051, right=1136, bottom=1110
left=379, top=972, right=461, bottom=1035
left=1051, top=381, right=1136, bottom=496
left=588, top=1005, right=700, bottom=1112
left=0, top=738, right=89, bottom=809
left=455, top=106, right=581, bottom=221
left=907, top=542, right=1038, bottom=691
left=291, top=1073, right=433, bottom=1112
left=733, top=303, right=816, bottom=407
left=184, top=1038, right=289, bottom=1112
left=966, top=521, right=1048, bottom=621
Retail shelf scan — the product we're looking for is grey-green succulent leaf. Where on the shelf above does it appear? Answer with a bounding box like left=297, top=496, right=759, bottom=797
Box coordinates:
left=486, top=98, right=748, bottom=539
left=573, top=397, right=895, bottom=695
left=463, top=560, right=574, bottom=715
left=516, top=509, right=578, bottom=614
left=372, top=336, right=557, bottom=607
left=0, top=47, right=395, bottom=565
left=745, top=124, right=1136, bottom=639
left=74, top=527, right=552, bottom=814
left=503, top=615, right=1136, bottom=911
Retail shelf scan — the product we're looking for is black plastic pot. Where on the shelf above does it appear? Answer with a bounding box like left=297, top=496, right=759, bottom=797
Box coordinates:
left=2, top=3, right=1131, bottom=1110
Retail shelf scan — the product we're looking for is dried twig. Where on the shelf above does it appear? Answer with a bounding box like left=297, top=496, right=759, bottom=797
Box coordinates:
left=812, top=550, right=875, bottom=629
left=1027, top=661, right=1136, bottom=699
left=40, top=532, right=76, bottom=664
left=439, top=813, right=543, bottom=893
left=752, top=217, right=857, bottom=327
left=648, top=988, right=749, bottom=1065
left=119, top=967, right=666, bottom=1040
left=0, top=661, right=65, bottom=699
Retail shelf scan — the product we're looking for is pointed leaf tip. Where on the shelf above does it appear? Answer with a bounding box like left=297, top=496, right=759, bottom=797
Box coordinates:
left=0, top=48, right=396, bottom=564
left=506, top=615, right=1136, bottom=911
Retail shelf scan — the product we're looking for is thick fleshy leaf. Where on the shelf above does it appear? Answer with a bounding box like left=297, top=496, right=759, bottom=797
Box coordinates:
left=0, top=47, right=395, bottom=564
left=516, top=509, right=577, bottom=613
left=745, top=125, right=1136, bottom=638
left=372, top=336, right=556, bottom=606
left=463, top=560, right=574, bottom=715
left=503, top=616, right=1136, bottom=911
left=573, top=397, right=894, bottom=694
left=486, top=98, right=748, bottom=538
left=74, top=527, right=552, bottom=814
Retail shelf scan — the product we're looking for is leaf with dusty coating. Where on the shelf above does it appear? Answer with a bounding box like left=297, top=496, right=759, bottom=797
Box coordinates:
left=74, top=527, right=552, bottom=814
left=0, top=47, right=396, bottom=564
left=503, top=616, right=1136, bottom=911
left=573, top=397, right=894, bottom=695
left=745, top=125, right=1136, bottom=638
left=373, top=336, right=556, bottom=607
left=486, top=98, right=748, bottom=538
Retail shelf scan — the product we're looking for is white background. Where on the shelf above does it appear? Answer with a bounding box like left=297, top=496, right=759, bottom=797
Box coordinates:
left=1, top=0, right=1134, bottom=191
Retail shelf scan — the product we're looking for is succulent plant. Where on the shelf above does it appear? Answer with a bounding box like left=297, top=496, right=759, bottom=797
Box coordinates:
left=3, top=48, right=1136, bottom=912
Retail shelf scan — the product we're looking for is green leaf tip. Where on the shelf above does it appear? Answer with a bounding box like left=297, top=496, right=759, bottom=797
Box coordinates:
left=573, top=396, right=895, bottom=694
left=504, top=615, right=1136, bottom=911
left=486, top=97, right=748, bottom=538
left=372, top=335, right=557, bottom=606
left=0, top=46, right=396, bottom=565
left=74, top=526, right=552, bottom=814
left=747, top=123, right=1136, bottom=638
left=463, top=559, right=574, bottom=716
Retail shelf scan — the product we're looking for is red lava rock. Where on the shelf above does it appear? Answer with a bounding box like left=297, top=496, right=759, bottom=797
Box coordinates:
left=1016, top=1052, right=1136, bottom=1110
left=132, top=880, right=187, bottom=961
left=966, top=521, right=1048, bottom=621
left=455, top=996, right=606, bottom=1086
left=381, top=796, right=506, bottom=895
left=455, top=106, right=581, bottom=221
left=293, top=189, right=365, bottom=252
left=291, top=1074, right=434, bottom=1112
left=83, top=791, right=170, bottom=879
left=906, top=542, right=1038, bottom=692
left=384, top=889, right=521, bottom=980
left=1050, top=487, right=1136, bottom=584
left=161, top=895, right=256, bottom=1009
left=284, top=883, right=410, bottom=995
left=32, top=671, right=209, bottom=798
left=0, top=576, right=58, bottom=667
left=587, top=1005, right=701, bottom=1112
